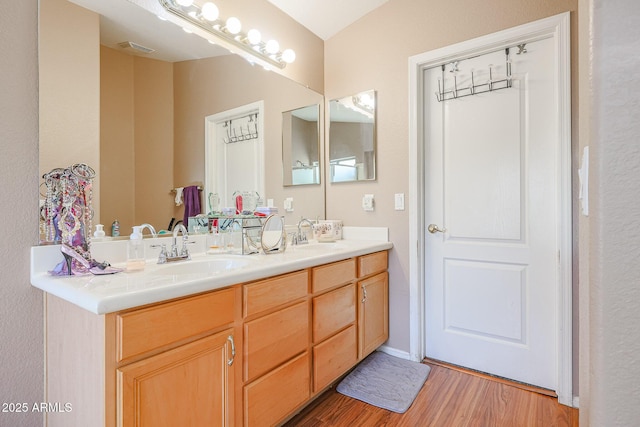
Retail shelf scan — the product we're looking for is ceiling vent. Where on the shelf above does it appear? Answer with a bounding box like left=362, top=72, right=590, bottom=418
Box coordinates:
left=117, top=41, right=155, bottom=55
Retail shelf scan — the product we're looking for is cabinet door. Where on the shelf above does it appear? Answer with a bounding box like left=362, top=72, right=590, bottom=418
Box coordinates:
left=358, top=272, right=389, bottom=359
left=118, top=328, right=236, bottom=427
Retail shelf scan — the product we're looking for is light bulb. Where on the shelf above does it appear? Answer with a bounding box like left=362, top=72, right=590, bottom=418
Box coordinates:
left=282, top=49, right=296, bottom=63
left=247, top=29, right=261, bottom=45
left=201, top=2, right=219, bottom=21
left=176, top=0, right=194, bottom=6
left=226, top=17, right=241, bottom=34
left=265, top=39, right=279, bottom=54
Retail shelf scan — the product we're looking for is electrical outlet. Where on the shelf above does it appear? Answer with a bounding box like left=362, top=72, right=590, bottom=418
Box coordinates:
left=362, top=194, right=375, bottom=211
left=284, top=197, right=294, bottom=212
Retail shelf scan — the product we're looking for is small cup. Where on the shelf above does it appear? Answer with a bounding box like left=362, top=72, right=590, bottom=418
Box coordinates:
left=207, top=232, right=225, bottom=254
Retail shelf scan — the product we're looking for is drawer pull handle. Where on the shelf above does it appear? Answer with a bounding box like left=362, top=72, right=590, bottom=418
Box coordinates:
left=227, top=335, right=236, bottom=366
left=361, top=285, right=368, bottom=303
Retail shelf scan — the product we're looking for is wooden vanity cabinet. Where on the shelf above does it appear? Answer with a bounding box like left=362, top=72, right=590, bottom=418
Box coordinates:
left=357, top=252, right=389, bottom=359
left=114, top=287, right=240, bottom=427
left=118, top=328, right=235, bottom=426
left=44, top=250, right=389, bottom=427
left=311, top=260, right=358, bottom=393
left=44, top=286, right=241, bottom=427
left=242, top=270, right=311, bottom=427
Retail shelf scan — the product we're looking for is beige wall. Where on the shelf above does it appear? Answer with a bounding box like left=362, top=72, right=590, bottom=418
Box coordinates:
left=324, top=0, right=578, bottom=365
left=0, top=1, right=43, bottom=426
left=173, top=54, right=325, bottom=224
left=100, top=46, right=135, bottom=233
left=586, top=0, right=640, bottom=424
left=39, top=0, right=101, bottom=224
left=133, top=56, right=175, bottom=232
left=100, top=47, right=175, bottom=235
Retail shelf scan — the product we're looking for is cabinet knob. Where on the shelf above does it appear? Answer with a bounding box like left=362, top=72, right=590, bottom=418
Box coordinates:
left=361, top=285, right=368, bottom=303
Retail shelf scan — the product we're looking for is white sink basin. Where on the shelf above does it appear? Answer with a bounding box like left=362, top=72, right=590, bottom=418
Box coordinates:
left=153, top=257, right=251, bottom=276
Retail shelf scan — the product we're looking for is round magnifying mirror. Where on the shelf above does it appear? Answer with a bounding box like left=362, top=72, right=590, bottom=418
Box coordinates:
left=260, top=214, right=286, bottom=254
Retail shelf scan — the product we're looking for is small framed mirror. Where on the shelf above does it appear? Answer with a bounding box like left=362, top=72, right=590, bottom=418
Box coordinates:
left=283, top=104, right=321, bottom=186
left=260, top=215, right=287, bottom=254
left=329, top=90, right=376, bottom=183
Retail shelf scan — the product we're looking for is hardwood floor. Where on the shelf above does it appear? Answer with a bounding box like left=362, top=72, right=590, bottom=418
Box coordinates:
left=284, top=362, right=578, bottom=427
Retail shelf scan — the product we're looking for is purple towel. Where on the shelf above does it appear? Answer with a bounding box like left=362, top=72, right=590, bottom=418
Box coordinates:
left=182, top=186, right=201, bottom=226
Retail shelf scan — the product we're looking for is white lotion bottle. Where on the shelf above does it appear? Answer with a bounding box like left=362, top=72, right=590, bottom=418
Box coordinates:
left=126, top=226, right=145, bottom=271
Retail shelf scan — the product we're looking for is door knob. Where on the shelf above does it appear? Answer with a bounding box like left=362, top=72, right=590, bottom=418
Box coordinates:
left=428, top=224, right=446, bottom=234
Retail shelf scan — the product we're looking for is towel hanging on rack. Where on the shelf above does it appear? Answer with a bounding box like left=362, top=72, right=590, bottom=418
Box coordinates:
left=174, top=187, right=184, bottom=206
left=182, top=186, right=201, bottom=227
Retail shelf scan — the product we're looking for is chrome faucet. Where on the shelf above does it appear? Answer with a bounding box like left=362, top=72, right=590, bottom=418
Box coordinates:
left=292, top=218, right=315, bottom=245
left=170, top=224, right=190, bottom=258
left=139, top=223, right=158, bottom=238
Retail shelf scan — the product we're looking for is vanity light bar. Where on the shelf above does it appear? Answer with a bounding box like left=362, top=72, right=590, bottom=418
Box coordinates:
left=158, top=0, right=294, bottom=69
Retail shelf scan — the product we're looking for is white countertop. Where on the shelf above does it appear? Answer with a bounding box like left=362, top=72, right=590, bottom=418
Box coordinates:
left=31, top=227, right=392, bottom=315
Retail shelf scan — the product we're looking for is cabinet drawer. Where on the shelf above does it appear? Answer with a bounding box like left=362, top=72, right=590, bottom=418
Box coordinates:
left=312, top=284, right=355, bottom=343
left=244, top=352, right=310, bottom=427
left=243, top=270, right=308, bottom=318
left=311, top=258, right=356, bottom=293
left=244, top=301, right=309, bottom=382
left=116, top=287, right=235, bottom=362
left=358, top=251, right=388, bottom=278
left=313, top=324, right=357, bottom=392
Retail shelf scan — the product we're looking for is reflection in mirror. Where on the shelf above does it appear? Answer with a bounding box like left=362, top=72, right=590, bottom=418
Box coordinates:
left=283, top=104, right=320, bottom=186
left=329, top=90, right=376, bottom=183
left=39, top=0, right=325, bottom=237
left=205, top=102, right=264, bottom=212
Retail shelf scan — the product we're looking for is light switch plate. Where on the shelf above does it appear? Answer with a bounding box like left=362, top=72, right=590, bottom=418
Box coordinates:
left=395, top=193, right=405, bottom=210
left=362, top=194, right=375, bottom=211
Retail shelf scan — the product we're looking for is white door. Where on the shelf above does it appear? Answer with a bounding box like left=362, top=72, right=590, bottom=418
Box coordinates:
left=424, top=38, right=560, bottom=390
left=204, top=101, right=265, bottom=210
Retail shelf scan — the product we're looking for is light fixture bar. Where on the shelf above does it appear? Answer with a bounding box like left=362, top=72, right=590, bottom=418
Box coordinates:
left=158, top=0, right=290, bottom=69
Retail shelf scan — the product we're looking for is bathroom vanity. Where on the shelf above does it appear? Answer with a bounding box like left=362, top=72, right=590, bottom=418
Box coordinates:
left=31, top=233, right=391, bottom=427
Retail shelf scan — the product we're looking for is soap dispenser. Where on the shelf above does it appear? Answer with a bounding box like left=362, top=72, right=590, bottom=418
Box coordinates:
left=93, top=224, right=105, bottom=239
left=126, top=226, right=145, bottom=271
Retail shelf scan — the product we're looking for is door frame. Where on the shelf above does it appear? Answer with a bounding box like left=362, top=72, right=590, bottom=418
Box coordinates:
left=408, top=13, right=573, bottom=405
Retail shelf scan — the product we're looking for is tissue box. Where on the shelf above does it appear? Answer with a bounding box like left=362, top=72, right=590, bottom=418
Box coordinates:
left=313, top=220, right=343, bottom=241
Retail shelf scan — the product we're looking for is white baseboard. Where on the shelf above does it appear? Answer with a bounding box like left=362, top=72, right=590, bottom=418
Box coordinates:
left=377, top=345, right=413, bottom=360
left=572, top=396, right=579, bottom=408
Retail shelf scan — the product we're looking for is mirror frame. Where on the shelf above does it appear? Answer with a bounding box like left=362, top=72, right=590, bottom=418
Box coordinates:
left=328, top=90, right=377, bottom=183
left=282, top=104, right=321, bottom=187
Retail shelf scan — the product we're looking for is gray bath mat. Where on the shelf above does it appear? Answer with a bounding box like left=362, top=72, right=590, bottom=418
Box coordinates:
left=336, top=351, right=431, bottom=413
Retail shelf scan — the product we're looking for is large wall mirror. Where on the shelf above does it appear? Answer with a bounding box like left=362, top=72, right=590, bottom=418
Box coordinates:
left=329, top=90, right=376, bottom=183
left=39, top=0, right=325, bottom=237
left=282, top=104, right=321, bottom=186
